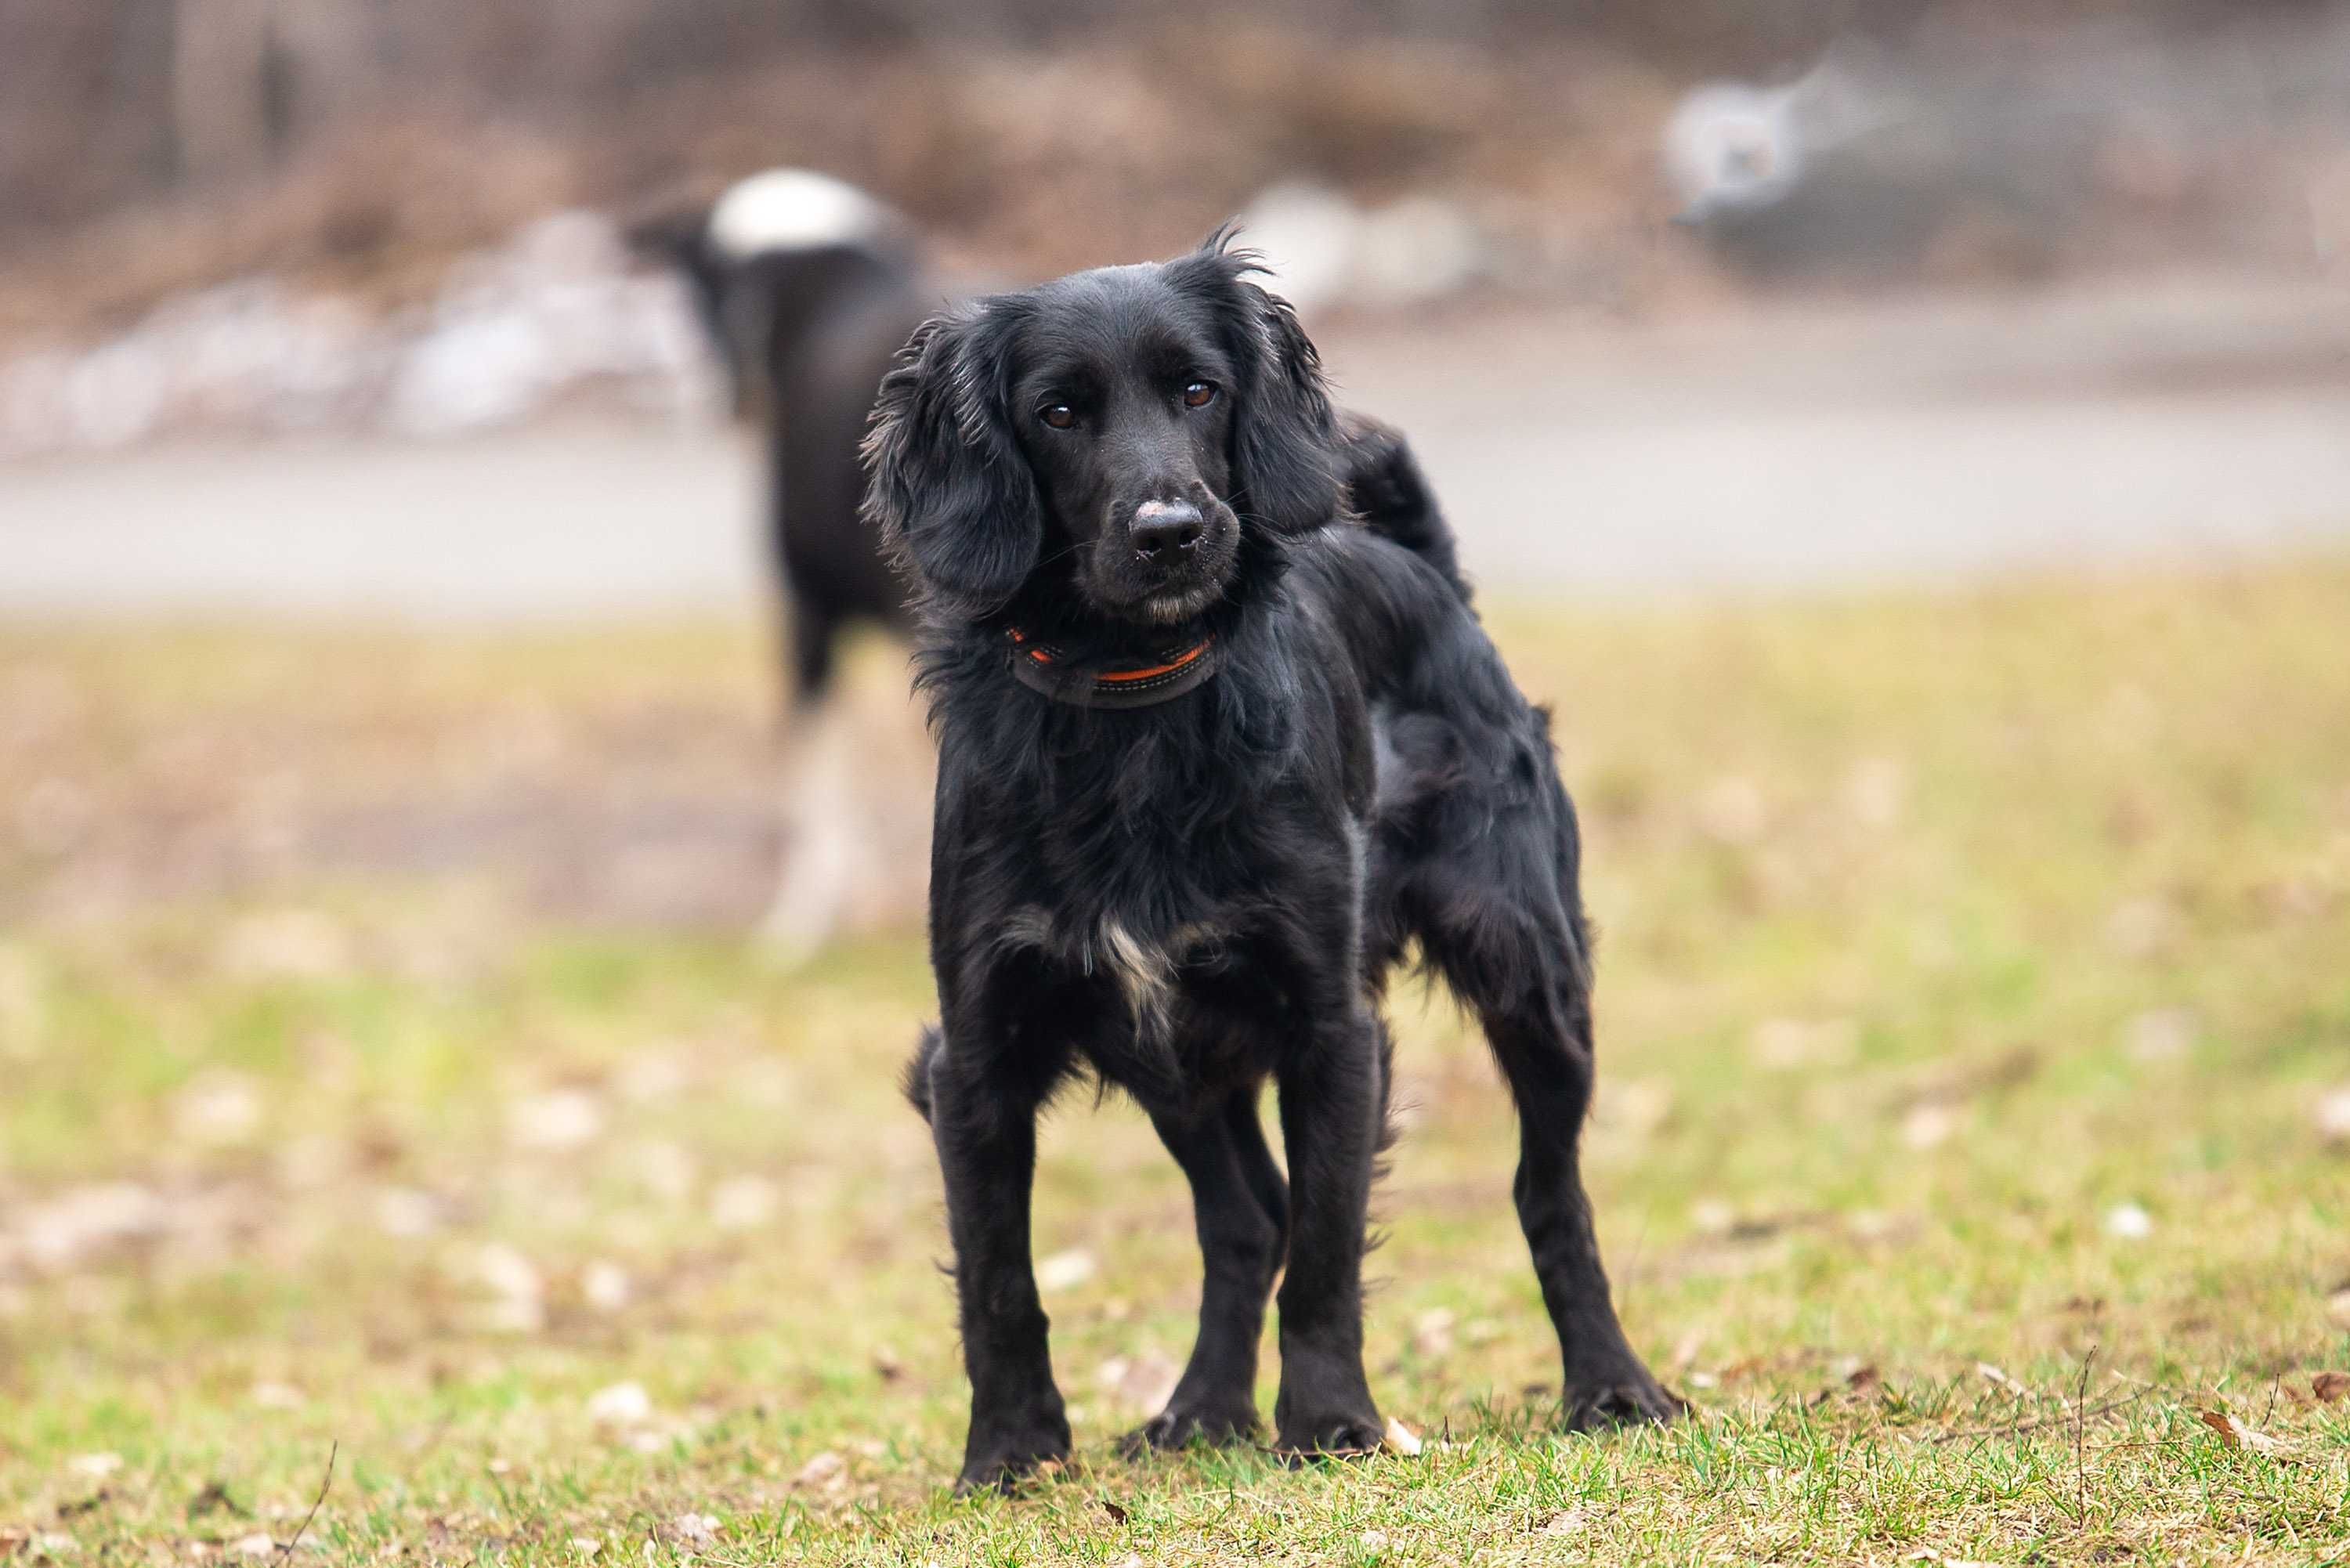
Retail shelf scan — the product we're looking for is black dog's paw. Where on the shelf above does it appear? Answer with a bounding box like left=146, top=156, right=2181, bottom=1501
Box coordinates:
left=1558, top=1365, right=1687, bottom=1433
left=953, top=1422, right=1074, bottom=1494
left=1119, top=1396, right=1260, bottom=1457
left=1271, top=1410, right=1386, bottom=1463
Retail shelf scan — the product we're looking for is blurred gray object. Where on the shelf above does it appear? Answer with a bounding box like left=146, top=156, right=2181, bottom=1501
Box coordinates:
left=1665, top=12, right=2350, bottom=280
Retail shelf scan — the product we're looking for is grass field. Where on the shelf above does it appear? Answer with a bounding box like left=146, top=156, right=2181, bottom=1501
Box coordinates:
left=3, top=561, right=2348, bottom=1565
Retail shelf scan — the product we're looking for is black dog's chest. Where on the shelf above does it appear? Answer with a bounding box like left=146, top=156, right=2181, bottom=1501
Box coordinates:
left=997, top=902, right=1307, bottom=1108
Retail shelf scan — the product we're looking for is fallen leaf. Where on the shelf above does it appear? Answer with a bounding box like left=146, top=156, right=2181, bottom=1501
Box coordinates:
left=186, top=1481, right=243, bottom=1520
left=668, top=1515, right=720, bottom=1550
left=229, top=1533, right=277, bottom=1559
left=708, top=1175, right=779, bottom=1230
left=1749, top=1017, right=1856, bottom=1072
left=1412, top=1308, right=1455, bottom=1357
left=569, top=1540, right=603, bottom=1559
left=56, top=1494, right=107, bottom=1519
left=1099, top=1499, right=1128, bottom=1525
left=2316, top=1087, right=2350, bottom=1147
left=372, top=1187, right=443, bottom=1239
left=2124, top=1008, right=2196, bottom=1063
left=1696, top=776, right=1767, bottom=844
left=795, top=1451, right=846, bottom=1489
left=173, top=1071, right=264, bottom=1147
left=872, top=1346, right=903, bottom=1382
left=1035, top=1248, right=1097, bottom=1292
left=250, top=1382, right=304, bottom=1411
left=2106, top=896, right=2180, bottom=959
left=1901, top=1103, right=1958, bottom=1150
left=2312, top=1371, right=2349, bottom=1404
left=586, top=1382, right=652, bottom=1427
left=1381, top=1417, right=1422, bottom=1457
left=1090, top=1350, right=1179, bottom=1414
left=580, top=1260, right=632, bottom=1313
left=507, top=1087, right=604, bottom=1152
left=1541, top=1508, right=1587, bottom=1535
left=2198, top=1407, right=2283, bottom=1455
left=1846, top=1363, right=1882, bottom=1390
left=1976, top=1362, right=2018, bottom=1390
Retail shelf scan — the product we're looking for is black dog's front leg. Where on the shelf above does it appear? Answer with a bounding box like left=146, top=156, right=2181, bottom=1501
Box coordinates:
left=928, top=1055, right=1071, bottom=1490
left=1271, top=1012, right=1386, bottom=1457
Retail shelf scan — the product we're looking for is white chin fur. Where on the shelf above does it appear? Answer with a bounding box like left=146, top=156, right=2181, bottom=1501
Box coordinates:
left=708, top=168, right=891, bottom=260
left=1142, top=587, right=1218, bottom=625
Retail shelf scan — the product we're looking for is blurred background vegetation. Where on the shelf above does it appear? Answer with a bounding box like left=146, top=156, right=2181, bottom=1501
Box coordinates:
left=7, top=0, right=2349, bottom=346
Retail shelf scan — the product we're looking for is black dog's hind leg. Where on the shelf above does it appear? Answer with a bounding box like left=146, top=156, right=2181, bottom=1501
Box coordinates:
left=1270, top=1012, right=1388, bottom=1457
left=1421, top=858, right=1682, bottom=1431
left=918, top=1036, right=1073, bottom=1490
left=1126, top=1086, right=1289, bottom=1453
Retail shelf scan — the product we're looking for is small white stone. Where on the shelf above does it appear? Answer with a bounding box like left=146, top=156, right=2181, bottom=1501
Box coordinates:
left=2104, top=1203, right=2154, bottom=1240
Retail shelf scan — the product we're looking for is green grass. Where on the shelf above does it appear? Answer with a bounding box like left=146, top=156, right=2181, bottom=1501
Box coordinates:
left=4, top=562, right=2349, bottom=1565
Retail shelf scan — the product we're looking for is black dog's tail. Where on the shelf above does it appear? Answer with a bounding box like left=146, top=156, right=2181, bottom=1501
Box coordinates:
left=1339, top=412, right=1470, bottom=604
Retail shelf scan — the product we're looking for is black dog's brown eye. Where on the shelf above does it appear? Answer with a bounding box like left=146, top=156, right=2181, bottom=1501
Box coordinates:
left=1182, top=381, right=1217, bottom=409
left=1039, top=403, right=1076, bottom=430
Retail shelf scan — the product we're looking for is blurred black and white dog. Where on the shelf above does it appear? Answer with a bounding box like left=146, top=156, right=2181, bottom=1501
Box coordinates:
left=868, top=235, right=1679, bottom=1490
left=631, top=169, right=934, bottom=958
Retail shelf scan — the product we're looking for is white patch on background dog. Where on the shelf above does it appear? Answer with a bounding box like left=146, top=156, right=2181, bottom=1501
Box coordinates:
left=708, top=169, right=890, bottom=260
left=759, top=692, right=863, bottom=966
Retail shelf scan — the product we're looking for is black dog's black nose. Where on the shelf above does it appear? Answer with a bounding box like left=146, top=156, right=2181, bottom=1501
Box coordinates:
left=1130, top=500, right=1205, bottom=559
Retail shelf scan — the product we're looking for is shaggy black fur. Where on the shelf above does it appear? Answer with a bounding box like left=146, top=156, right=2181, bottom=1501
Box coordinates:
left=866, top=235, right=1679, bottom=1491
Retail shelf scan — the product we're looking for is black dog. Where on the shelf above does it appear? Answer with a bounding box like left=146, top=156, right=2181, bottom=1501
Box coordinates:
left=866, top=234, right=1679, bottom=1490
left=631, top=169, right=932, bottom=957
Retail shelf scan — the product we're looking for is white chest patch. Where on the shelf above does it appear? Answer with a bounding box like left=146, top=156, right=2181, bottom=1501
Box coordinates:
left=994, top=905, right=1224, bottom=1038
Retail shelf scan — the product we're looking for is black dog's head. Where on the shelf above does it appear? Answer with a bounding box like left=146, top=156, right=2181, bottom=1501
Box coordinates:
left=863, top=235, right=1342, bottom=628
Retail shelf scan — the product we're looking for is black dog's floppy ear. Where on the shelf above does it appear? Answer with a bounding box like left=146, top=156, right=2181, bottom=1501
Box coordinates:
left=861, top=306, right=1043, bottom=619
left=1171, top=230, right=1344, bottom=536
